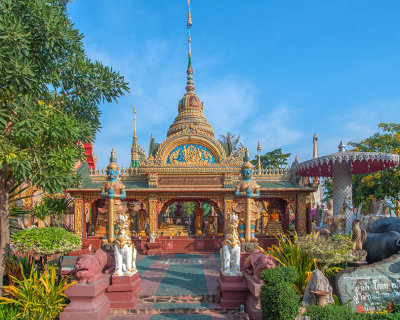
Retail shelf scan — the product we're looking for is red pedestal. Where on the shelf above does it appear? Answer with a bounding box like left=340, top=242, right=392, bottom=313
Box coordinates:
left=146, top=242, right=161, bottom=255
left=217, top=272, right=249, bottom=308
left=60, top=274, right=110, bottom=320
left=243, top=272, right=262, bottom=320
left=106, top=272, right=142, bottom=308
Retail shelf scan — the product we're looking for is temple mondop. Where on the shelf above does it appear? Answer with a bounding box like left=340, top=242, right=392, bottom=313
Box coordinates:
left=67, top=3, right=316, bottom=253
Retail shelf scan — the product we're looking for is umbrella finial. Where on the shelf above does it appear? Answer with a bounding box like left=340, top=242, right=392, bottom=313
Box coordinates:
left=338, top=140, right=346, bottom=152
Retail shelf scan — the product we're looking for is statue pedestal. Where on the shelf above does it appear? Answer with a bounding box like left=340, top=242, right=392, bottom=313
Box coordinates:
left=106, top=272, right=142, bottom=308
left=146, top=242, right=161, bottom=255
left=60, top=274, right=110, bottom=320
left=217, top=272, right=249, bottom=308
left=243, top=272, right=262, bottom=320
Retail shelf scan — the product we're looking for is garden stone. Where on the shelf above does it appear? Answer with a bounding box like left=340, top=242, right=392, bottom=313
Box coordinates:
left=332, top=254, right=400, bottom=313
left=302, top=270, right=334, bottom=306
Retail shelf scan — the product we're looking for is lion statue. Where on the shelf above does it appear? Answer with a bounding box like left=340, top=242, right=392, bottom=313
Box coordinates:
left=241, top=249, right=276, bottom=283
left=75, top=249, right=114, bottom=284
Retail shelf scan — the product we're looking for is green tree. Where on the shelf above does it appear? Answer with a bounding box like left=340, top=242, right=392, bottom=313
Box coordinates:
left=348, top=123, right=400, bottom=207
left=251, top=148, right=291, bottom=168
left=0, top=0, right=129, bottom=293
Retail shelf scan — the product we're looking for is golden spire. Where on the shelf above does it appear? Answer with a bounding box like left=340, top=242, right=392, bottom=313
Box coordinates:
left=167, top=0, right=214, bottom=137
left=134, top=105, right=137, bottom=137
left=131, top=105, right=139, bottom=168
left=186, top=0, right=194, bottom=92
left=257, top=140, right=262, bottom=170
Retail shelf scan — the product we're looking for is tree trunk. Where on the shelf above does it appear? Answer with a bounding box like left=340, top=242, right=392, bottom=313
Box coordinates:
left=0, top=169, right=11, bottom=296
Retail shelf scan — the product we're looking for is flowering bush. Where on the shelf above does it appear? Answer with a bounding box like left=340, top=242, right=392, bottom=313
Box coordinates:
left=296, top=232, right=354, bottom=274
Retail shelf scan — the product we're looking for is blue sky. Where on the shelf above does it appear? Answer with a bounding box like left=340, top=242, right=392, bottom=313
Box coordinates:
left=68, top=0, right=400, bottom=169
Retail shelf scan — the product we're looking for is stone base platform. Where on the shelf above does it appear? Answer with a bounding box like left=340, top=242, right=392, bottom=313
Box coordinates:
left=60, top=274, right=110, bottom=320
left=217, top=272, right=249, bottom=308
left=106, top=272, right=142, bottom=309
left=243, top=272, right=262, bottom=320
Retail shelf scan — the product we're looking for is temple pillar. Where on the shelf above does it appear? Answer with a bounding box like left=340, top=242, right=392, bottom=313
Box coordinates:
left=148, top=195, right=158, bottom=237
left=83, top=200, right=91, bottom=238
left=223, top=194, right=234, bottom=235
left=296, top=194, right=307, bottom=235
left=74, top=196, right=83, bottom=238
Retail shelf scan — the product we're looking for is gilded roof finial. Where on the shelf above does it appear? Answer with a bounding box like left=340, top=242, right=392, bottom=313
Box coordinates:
left=186, top=0, right=195, bottom=92
left=257, top=140, right=262, bottom=170
left=131, top=105, right=139, bottom=168
left=134, top=105, right=137, bottom=137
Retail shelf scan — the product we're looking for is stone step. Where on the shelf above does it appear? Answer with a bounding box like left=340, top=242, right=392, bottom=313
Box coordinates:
left=110, top=302, right=238, bottom=315
left=138, top=294, right=220, bottom=304
left=107, top=311, right=236, bottom=319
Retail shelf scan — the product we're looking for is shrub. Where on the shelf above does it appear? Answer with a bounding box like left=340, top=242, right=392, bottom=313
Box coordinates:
left=266, top=233, right=317, bottom=295
left=12, top=227, right=81, bottom=265
left=306, top=304, right=355, bottom=320
left=0, top=304, right=19, bottom=320
left=306, top=304, right=400, bottom=320
left=296, top=232, right=354, bottom=275
left=0, top=264, right=77, bottom=320
left=5, top=254, right=36, bottom=286
left=260, top=266, right=300, bottom=320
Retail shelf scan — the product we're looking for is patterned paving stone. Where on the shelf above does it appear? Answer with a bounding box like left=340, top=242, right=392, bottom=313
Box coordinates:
left=152, top=302, right=210, bottom=309
left=150, top=314, right=212, bottom=320
left=155, top=255, right=208, bottom=295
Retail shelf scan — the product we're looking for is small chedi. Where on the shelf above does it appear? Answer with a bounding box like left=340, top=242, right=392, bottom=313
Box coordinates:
left=234, top=148, right=260, bottom=243
left=75, top=249, right=115, bottom=284
left=220, top=213, right=241, bottom=276
left=114, top=208, right=137, bottom=277
left=241, top=249, right=276, bottom=283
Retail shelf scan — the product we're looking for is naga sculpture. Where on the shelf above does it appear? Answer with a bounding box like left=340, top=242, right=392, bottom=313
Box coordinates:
left=100, top=149, right=126, bottom=243
left=114, top=209, right=137, bottom=277
left=234, top=148, right=260, bottom=242
left=220, top=213, right=241, bottom=276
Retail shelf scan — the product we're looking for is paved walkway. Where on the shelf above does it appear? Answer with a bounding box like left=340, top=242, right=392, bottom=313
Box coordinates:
left=108, top=254, right=237, bottom=320
left=139, top=253, right=220, bottom=296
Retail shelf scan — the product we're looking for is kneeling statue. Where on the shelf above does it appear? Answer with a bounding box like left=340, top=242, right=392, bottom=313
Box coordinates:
left=114, top=209, right=137, bottom=276
left=220, top=213, right=241, bottom=276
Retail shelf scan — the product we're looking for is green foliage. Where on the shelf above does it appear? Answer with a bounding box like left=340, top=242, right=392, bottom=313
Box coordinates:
left=5, top=254, right=36, bottom=286
left=12, top=227, right=81, bottom=257
left=251, top=148, right=291, bottom=168
left=260, top=266, right=300, bottom=320
left=306, top=304, right=400, bottom=320
left=322, top=178, right=333, bottom=202
left=28, top=195, right=72, bottom=225
left=0, top=0, right=129, bottom=192
left=348, top=123, right=400, bottom=206
left=306, top=304, right=355, bottom=320
left=0, top=264, right=76, bottom=320
left=266, top=233, right=317, bottom=295
left=0, top=303, right=19, bottom=320
left=296, top=232, right=354, bottom=274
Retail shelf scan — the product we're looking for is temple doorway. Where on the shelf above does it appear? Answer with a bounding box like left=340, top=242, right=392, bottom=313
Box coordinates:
left=159, top=199, right=223, bottom=238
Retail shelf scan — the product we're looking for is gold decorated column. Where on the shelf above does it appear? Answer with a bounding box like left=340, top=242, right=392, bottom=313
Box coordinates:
left=74, top=196, right=83, bottom=238
left=148, top=195, right=158, bottom=237
left=108, top=198, right=115, bottom=243
left=245, top=197, right=251, bottom=242
left=297, top=194, right=307, bottom=235
left=223, top=194, right=234, bottom=235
